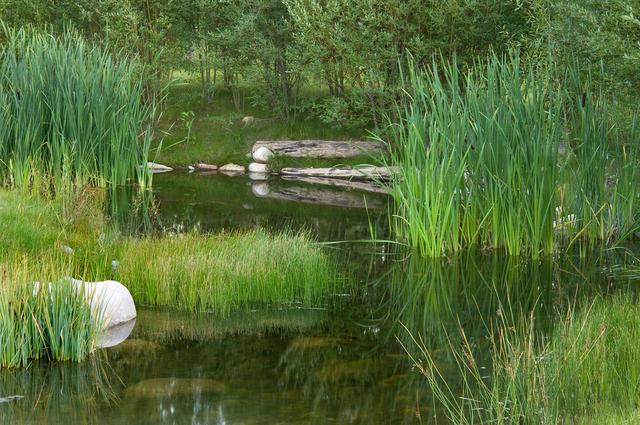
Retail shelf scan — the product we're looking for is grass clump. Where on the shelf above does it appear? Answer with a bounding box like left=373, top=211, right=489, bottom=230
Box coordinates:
left=381, top=54, right=640, bottom=258
left=411, top=295, right=640, bottom=424
left=112, top=229, right=337, bottom=315
left=0, top=261, right=100, bottom=369
left=0, top=26, right=155, bottom=189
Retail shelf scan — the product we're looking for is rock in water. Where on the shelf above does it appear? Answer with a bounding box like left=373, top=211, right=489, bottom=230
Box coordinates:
left=195, top=163, right=218, bottom=171
left=248, top=162, right=268, bottom=173
left=252, top=146, right=274, bottom=163
left=71, top=279, right=137, bottom=328
left=146, top=162, right=173, bottom=173
left=219, top=163, right=246, bottom=175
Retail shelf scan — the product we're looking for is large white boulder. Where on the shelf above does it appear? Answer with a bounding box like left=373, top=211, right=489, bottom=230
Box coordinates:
left=70, top=279, right=137, bottom=328
left=252, top=147, right=274, bottom=164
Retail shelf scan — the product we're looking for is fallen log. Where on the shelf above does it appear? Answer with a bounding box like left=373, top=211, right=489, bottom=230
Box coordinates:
left=252, top=140, right=385, bottom=160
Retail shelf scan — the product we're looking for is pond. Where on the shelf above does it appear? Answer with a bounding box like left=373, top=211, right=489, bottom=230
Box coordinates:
left=0, top=173, right=634, bottom=424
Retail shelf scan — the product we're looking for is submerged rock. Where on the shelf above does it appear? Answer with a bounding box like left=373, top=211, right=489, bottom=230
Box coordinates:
left=249, top=172, right=269, bottom=181
left=126, top=378, right=227, bottom=398
left=252, top=146, right=274, bottom=163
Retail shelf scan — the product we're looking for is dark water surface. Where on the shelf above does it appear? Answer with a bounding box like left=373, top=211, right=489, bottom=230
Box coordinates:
left=1, top=174, right=634, bottom=424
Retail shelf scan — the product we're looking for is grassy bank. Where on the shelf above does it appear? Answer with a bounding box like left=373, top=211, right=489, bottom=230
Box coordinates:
left=381, top=55, right=640, bottom=258
left=413, top=295, right=640, bottom=424
left=153, top=81, right=367, bottom=167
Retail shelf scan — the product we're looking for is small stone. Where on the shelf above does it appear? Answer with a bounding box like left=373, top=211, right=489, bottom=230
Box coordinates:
left=248, top=162, right=268, bottom=173
left=219, top=164, right=246, bottom=175
left=196, top=163, right=218, bottom=171
left=241, top=116, right=256, bottom=126
left=252, top=147, right=274, bottom=163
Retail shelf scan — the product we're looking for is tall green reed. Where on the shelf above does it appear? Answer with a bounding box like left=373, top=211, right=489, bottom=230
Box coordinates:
left=0, top=26, right=155, bottom=190
left=381, top=54, right=639, bottom=258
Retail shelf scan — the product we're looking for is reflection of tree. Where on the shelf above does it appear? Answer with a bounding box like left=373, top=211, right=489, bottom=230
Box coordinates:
left=107, top=187, right=160, bottom=235
left=0, top=352, right=119, bottom=425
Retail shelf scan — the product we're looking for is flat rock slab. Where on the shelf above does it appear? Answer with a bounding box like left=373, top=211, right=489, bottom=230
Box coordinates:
left=252, top=140, right=385, bottom=159
left=280, top=166, right=398, bottom=181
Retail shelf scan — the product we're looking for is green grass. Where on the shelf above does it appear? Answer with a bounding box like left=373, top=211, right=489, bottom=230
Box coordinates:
left=153, top=81, right=367, bottom=166
left=0, top=26, right=155, bottom=189
left=410, top=294, right=640, bottom=424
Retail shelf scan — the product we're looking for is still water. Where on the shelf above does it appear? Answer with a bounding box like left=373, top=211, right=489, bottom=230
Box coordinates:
left=0, top=173, right=633, bottom=424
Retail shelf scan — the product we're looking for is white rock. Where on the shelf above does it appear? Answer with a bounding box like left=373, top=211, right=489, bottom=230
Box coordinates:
left=248, top=162, right=268, bottom=173
left=60, top=245, right=74, bottom=255
left=252, top=182, right=270, bottom=197
left=146, top=162, right=173, bottom=173
left=219, top=163, right=246, bottom=174
left=241, top=116, right=256, bottom=126
left=252, top=147, right=274, bottom=164
left=70, top=279, right=137, bottom=328
left=96, top=317, right=136, bottom=348
left=196, top=163, right=218, bottom=171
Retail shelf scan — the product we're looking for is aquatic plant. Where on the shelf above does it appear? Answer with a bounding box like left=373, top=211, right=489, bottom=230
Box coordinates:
left=380, top=55, right=640, bottom=258
left=0, top=26, right=156, bottom=190
left=111, top=229, right=339, bottom=315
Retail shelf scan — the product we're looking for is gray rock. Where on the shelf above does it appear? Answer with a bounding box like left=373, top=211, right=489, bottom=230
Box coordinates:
left=252, top=146, right=274, bottom=163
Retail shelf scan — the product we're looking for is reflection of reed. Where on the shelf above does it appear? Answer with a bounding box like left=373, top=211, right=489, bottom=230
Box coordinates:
left=0, top=352, right=120, bottom=424
left=378, top=251, right=620, bottom=356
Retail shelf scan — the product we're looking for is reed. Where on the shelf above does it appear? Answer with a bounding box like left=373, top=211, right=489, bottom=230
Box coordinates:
left=0, top=26, right=155, bottom=190
left=381, top=55, right=640, bottom=257
left=0, top=260, right=100, bottom=369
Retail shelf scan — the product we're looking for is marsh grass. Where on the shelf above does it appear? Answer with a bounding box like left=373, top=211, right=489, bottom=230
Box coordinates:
left=0, top=26, right=156, bottom=190
left=381, top=55, right=640, bottom=257
left=112, top=229, right=339, bottom=315
left=408, top=295, right=640, bottom=424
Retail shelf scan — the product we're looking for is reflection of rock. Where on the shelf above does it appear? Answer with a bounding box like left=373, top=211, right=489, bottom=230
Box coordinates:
left=219, top=164, right=246, bottom=175
left=252, top=140, right=384, bottom=159
left=282, top=176, right=388, bottom=194
left=108, top=338, right=163, bottom=355
left=97, top=318, right=136, bottom=348
left=252, top=182, right=270, bottom=197
left=126, top=378, right=227, bottom=397
left=252, top=146, right=274, bottom=163
left=250, top=181, right=383, bottom=209
left=248, top=162, right=268, bottom=173
left=280, top=166, right=398, bottom=181
left=249, top=172, right=269, bottom=181
left=146, top=162, right=173, bottom=173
